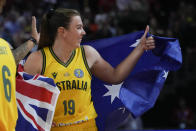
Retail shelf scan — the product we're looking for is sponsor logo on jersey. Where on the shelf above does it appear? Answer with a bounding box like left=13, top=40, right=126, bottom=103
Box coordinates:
left=53, top=116, right=89, bottom=127
left=74, top=69, right=84, bottom=78
left=52, top=72, right=58, bottom=79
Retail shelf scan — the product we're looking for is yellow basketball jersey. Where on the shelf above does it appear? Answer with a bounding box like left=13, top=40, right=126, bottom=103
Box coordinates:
left=41, top=46, right=97, bottom=127
left=0, top=38, right=18, bottom=131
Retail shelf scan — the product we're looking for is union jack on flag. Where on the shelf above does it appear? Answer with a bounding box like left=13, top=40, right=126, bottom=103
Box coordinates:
left=15, top=61, right=60, bottom=131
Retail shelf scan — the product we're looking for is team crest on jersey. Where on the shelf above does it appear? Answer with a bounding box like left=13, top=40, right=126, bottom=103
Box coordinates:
left=74, top=69, right=84, bottom=78
left=52, top=72, right=58, bottom=79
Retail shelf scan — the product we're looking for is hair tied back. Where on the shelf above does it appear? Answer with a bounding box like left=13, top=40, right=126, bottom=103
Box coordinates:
left=47, top=8, right=55, bottom=20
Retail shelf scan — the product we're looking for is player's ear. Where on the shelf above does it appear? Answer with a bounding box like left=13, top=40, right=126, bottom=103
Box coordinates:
left=57, top=27, right=67, bottom=36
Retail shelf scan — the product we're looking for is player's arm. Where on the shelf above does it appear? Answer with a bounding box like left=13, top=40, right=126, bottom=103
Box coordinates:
left=12, top=40, right=35, bottom=65
left=24, top=51, right=42, bottom=75
left=84, top=26, right=155, bottom=84
left=12, top=16, right=40, bottom=65
left=84, top=45, right=140, bottom=84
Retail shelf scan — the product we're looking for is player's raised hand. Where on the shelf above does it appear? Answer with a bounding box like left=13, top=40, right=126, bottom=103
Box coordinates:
left=139, top=25, right=155, bottom=51
left=31, top=16, right=40, bottom=44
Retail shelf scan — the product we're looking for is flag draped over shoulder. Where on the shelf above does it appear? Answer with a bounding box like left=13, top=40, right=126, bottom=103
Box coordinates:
left=83, top=31, right=182, bottom=130
left=15, top=61, right=60, bottom=131
left=15, top=31, right=182, bottom=131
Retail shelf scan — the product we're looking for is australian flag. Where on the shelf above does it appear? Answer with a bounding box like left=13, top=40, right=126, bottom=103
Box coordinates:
left=15, top=31, right=182, bottom=131
left=15, top=61, right=60, bottom=131
left=84, top=31, right=182, bottom=130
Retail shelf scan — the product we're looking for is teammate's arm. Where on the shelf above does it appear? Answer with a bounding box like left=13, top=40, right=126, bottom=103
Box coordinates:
left=12, top=40, right=35, bottom=65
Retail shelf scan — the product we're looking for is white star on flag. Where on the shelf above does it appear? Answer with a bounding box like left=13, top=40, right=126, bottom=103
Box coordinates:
left=129, top=39, right=140, bottom=47
left=163, top=70, right=169, bottom=79
left=103, top=83, right=123, bottom=104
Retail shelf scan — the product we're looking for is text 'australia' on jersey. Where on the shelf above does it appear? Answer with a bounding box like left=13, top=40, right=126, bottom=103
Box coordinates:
left=41, top=46, right=97, bottom=126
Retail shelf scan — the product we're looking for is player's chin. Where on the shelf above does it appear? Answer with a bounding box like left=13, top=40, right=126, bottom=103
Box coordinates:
left=75, top=42, right=81, bottom=48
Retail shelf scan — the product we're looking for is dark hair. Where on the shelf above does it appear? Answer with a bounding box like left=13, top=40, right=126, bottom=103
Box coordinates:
left=0, top=0, right=6, bottom=13
left=38, top=8, right=80, bottom=49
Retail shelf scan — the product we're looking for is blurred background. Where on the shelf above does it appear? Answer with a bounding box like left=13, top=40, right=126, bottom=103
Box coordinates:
left=1, top=0, right=196, bottom=130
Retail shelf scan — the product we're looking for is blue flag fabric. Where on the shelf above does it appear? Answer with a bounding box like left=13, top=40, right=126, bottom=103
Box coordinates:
left=83, top=31, right=182, bottom=130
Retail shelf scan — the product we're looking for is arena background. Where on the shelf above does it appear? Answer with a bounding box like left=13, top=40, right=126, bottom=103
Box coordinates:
left=1, top=0, right=196, bottom=130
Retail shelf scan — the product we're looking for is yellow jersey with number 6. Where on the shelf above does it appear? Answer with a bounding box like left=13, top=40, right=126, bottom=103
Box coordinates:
left=41, top=46, right=97, bottom=127
left=0, top=38, right=18, bottom=131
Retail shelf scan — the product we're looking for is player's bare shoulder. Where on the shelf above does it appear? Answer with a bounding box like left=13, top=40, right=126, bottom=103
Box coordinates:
left=24, top=50, right=43, bottom=75
left=82, top=45, right=99, bottom=68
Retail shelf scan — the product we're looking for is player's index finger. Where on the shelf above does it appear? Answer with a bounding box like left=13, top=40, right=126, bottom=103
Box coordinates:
left=143, top=25, right=149, bottom=37
left=32, top=16, right=36, bottom=29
